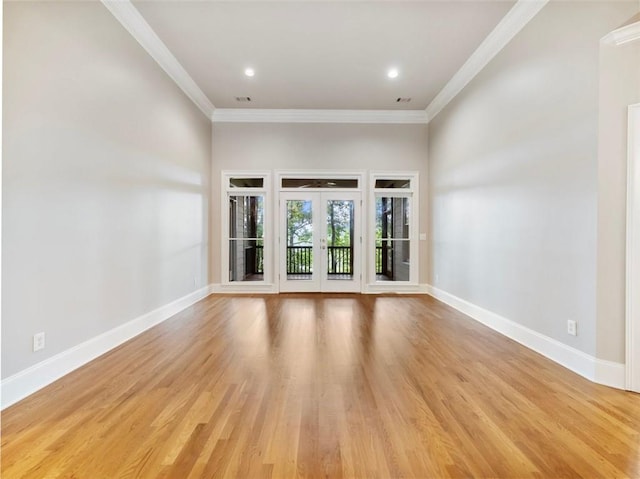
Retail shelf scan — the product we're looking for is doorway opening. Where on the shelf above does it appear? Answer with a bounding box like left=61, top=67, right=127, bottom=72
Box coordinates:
left=279, top=186, right=361, bottom=293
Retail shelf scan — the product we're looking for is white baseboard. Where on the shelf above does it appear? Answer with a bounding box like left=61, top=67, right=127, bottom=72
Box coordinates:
left=6, top=284, right=621, bottom=410
left=1, top=285, right=214, bottom=410
left=594, top=358, right=626, bottom=389
left=426, top=285, right=625, bottom=390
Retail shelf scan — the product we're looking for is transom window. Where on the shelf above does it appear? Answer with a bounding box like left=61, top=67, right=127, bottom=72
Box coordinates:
left=281, top=178, right=359, bottom=189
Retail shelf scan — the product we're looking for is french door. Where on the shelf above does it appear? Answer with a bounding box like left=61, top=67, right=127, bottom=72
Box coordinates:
left=279, top=191, right=361, bottom=292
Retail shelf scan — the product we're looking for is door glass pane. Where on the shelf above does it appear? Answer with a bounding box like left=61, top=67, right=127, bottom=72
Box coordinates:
left=286, top=200, right=313, bottom=280
left=326, top=200, right=354, bottom=280
left=229, top=239, right=264, bottom=282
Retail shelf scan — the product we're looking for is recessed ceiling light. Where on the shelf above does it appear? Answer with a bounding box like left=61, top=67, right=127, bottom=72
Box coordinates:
left=244, top=68, right=255, bottom=77
left=387, top=68, right=399, bottom=79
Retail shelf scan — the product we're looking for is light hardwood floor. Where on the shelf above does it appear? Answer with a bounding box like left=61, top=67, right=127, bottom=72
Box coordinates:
left=3, top=294, right=640, bottom=478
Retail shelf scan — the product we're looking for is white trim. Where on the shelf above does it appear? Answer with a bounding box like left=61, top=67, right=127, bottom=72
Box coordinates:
left=425, top=0, right=548, bottom=122
left=212, top=109, right=429, bottom=124
left=426, top=285, right=625, bottom=389
left=99, top=0, right=550, bottom=126
left=369, top=171, right=420, bottom=287
left=221, top=171, right=272, bottom=287
left=276, top=170, right=366, bottom=293
left=1, top=286, right=213, bottom=410
left=0, top=1, right=4, bottom=412
left=211, top=283, right=278, bottom=294
left=627, top=104, right=640, bottom=391
left=363, top=284, right=429, bottom=295
left=603, top=21, right=640, bottom=46
left=99, top=0, right=550, bottom=125
left=101, top=0, right=215, bottom=118
left=596, top=359, right=627, bottom=389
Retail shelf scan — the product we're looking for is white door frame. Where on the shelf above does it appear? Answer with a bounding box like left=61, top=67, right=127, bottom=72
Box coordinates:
left=278, top=190, right=362, bottom=293
left=277, top=171, right=364, bottom=293
left=626, top=103, right=640, bottom=391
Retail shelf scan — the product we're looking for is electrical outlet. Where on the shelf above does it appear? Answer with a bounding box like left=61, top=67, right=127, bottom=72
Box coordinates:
left=33, top=332, right=45, bottom=352
left=435, top=273, right=440, bottom=283
left=193, top=276, right=197, bottom=287
left=567, top=320, right=577, bottom=336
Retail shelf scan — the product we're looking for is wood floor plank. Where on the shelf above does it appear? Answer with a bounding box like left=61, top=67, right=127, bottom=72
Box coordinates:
left=3, top=294, right=640, bottom=478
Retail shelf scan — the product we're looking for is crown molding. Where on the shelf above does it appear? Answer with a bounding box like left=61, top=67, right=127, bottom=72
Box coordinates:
left=102, top=0, right=548, bottom=125
left=101, top=0, right=215, bottom=118
left=211, top=109, right=428, bottom=124
left=425, top=0, right=548, bottom=123
left=602, top=21, right=640, bottom=46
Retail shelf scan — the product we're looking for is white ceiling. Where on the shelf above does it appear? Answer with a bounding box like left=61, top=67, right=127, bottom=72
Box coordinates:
left=132, top=1, right=516, bottom=110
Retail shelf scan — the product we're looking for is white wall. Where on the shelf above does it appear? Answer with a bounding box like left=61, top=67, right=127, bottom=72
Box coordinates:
left=597, top=36, right=640, bottom=362
left=428, top=1, right=638, bottom=358
left=2, top=2, right=212, bottom=378
left=210, top=122, right=429, bottom=285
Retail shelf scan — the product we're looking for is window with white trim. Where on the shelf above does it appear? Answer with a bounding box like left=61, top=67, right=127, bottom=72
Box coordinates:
left=222, top=172, right=270, bottom=284
left=370, top=172, right=419, bottom=285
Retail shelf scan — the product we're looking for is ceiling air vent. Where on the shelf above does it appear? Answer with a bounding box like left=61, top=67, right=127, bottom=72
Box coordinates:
left=396, top=97, right=412, bottom=103
left=235, top=96, right=252, bottom=102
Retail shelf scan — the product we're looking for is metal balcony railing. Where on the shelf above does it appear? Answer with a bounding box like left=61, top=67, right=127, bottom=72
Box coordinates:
left=285, top=245, right=353, bottom=275
left=246, top=245, right=388, bottom=276
left=286, top=246, right=313, bottom=274
left=327, top=246, right=352, bottom=275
